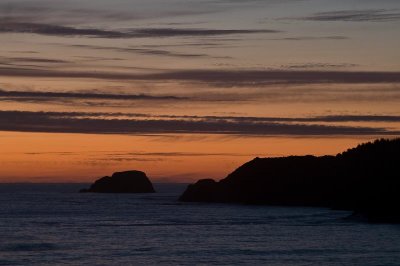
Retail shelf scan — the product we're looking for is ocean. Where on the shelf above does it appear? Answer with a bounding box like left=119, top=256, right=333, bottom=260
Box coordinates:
left=0, top=183, right=399, bottom=265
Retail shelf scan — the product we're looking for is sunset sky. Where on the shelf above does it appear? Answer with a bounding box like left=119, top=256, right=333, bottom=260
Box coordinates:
left=1, top=0, right=400, bottom=182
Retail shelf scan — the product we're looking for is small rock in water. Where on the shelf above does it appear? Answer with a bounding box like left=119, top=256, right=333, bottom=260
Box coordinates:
left=80, top=170, right=155, bottom=193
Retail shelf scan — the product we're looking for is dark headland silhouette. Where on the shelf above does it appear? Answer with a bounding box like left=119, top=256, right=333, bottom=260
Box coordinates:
left=179, top=138, right=400, bottom=223
left=80, top=170, right=155, bottom=193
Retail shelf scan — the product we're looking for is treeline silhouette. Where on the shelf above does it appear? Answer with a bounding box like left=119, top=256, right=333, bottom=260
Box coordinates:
left=179, top=138, right=400, bottom=223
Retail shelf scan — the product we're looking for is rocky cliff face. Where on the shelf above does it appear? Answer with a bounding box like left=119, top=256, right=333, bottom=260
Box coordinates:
left=80, top=170, right=155, bottom=193
left=179, top=139, right=400, bottom=223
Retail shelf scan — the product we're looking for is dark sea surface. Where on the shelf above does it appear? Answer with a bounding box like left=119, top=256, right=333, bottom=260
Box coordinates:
left=0, top=183, right=399, bottom=266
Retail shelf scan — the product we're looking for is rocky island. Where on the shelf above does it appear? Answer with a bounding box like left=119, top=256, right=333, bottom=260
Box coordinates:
left=80, top=170, right=155, bottom=193
left=179, top=139, right=400, bottom=223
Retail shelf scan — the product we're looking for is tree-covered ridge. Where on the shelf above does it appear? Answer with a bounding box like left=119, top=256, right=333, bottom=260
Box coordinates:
left=180, top=138, right=400, bottom=223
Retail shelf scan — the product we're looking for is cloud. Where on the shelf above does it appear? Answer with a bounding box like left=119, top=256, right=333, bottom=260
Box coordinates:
left=3, top=111, right=397, bottom=123
left=125, top=28, right=281, bottom=37
left=0, top=0, right=226, bottom=25
left=105, top=151, right=255, bottom=158
left=0, top=89, right=187, bottom=102
left=92, top=151, right=261, bottom=163
left=67, top=44, right=228, bottom=59
left=0, top=111, right=397, bottom=136
left=279, top=63, right=358, bottom=70
left=1, top=67, right=399, bottom=85
left=23, top=150, right=254, bottom=157
left=0, top=20, right=280, bottom=38
left=0, top=56, right=71, bottom=69
left=0, top=56, right=69, bottom=64
left=0, top=2, right=217, bottom=24
left=307, top=115, right=400, bottom=123
left=138, top=42, right=232, bottom=49
left=73, top=56, right=125, bottom=62
left=295, top=9, right=400, bottom=22
left=125, top=113, right=400, bottom=123
left=132, top=49, right=208, bottom=58
left=0, top=21, right=127, bottom=38
left=269, top=36, right=349, bottom=41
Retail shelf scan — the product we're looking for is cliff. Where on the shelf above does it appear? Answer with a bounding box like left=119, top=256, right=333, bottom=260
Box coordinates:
left=179, top=139, right=400, bottom=223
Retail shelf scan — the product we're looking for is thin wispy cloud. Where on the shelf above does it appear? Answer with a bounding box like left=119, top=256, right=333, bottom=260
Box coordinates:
left=105, top=151, right=255, bottom=158
left=308, top=115, right=400, bottom=123
left=280, top=63, right=358, bottom=70
left=0, top=1, right=218, bottom=24
left=23, top=150, right=255, bottom=157
left=67, top=44, right=227, bottom=59
left=127, top=28, right=281, bottom=37
left=138, top=113, right=400, bottom=123
left=296, top=9, right=400, bottom=22
left=269, top=36, right=349, bottom=41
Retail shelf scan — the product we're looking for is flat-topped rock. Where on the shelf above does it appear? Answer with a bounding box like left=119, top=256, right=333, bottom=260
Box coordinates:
left=80, top=170, right=155, bottom=193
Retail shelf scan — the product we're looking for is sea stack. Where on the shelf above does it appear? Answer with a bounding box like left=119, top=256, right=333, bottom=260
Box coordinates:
left=80, top=170, right=155, bottom=193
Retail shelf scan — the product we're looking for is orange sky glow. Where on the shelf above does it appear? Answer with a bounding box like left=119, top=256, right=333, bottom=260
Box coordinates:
left=0, top=0, right=399, bottom=182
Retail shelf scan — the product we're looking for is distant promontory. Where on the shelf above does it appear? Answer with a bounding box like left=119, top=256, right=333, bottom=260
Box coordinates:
left=179, top=139, right=400, bottom=223
left=80, top=170, right=155, bottom=193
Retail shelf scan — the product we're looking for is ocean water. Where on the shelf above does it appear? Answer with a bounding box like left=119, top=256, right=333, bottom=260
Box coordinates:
left=0, top=184, right=399, bottom=266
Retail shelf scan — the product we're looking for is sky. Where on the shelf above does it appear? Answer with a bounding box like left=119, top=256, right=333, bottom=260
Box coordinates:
left=0, top=0, right=400, bottom=182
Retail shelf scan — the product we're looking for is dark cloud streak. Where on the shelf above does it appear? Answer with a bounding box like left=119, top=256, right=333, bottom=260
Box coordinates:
left=280, top=63, right=358, bottom=70
left=1, top=57, right=69, bottom=64
left=0, top=89, right=186, bottom=101
left=269, top=36, right=349, bottom=41
left=1, top=67, right=399, bottom=85
left=295, top=9, right=400, bottom=22
left=0, top=21, right=126, bottom=38
left=127, top=28, right=281, bottom=37
left=0, top=21, right=280, bottom=38
left=0, top=111, right=397, bottom=136
left=68, top=44, right=225, bottom=59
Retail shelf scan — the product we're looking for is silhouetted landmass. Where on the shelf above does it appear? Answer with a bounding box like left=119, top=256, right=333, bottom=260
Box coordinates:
left=179, top=139, right=400, bottom=223
left=80, top=170, right=155, bottom=193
